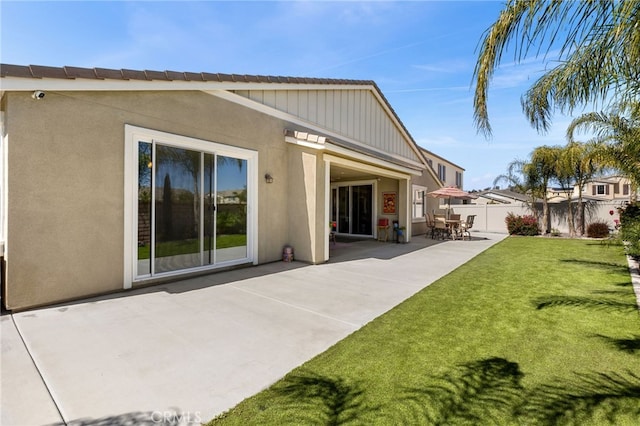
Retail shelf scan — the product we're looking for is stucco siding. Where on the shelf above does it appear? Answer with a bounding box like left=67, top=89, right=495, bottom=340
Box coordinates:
left=286, top=146, right=324, bottom=264
left=4, top=90, right=290, bottom=309
left=5, top=92, right=125, bottom=308
left=410, top=169, right=441, bottom=236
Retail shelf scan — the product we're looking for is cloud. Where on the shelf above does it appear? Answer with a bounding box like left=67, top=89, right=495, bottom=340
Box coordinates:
left=417, top=135, right=463, bottom=147
left=315, top=39, right=431, bottom=73
left=385, top=85, right=469, bottom=94
left=489, top=50, right=563, bottom=90
left=491, top=62, right=547, bottom=90
left=413, top=59, right=469, bottom=74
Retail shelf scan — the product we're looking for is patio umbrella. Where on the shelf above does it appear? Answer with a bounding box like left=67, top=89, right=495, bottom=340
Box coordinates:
left=428, top=186, right=477, bottom=209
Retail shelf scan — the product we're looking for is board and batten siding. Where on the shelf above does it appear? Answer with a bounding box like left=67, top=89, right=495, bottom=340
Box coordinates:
left=233, top=89, right=420, bottom=163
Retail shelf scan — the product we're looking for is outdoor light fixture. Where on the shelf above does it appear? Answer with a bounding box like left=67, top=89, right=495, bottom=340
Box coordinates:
left=265, top=173, right=274, bottom=184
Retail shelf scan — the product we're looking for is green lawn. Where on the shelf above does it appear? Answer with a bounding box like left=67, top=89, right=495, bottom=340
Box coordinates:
left=209, top=237, right=640, bottom=425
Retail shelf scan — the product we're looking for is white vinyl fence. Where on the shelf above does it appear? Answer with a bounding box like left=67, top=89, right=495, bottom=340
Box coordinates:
left=451, top=200, right=626, bottom=235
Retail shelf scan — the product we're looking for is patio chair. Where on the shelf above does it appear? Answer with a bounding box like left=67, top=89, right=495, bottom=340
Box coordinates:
left=377, top=218, right=390, bottom=242
left=434, top=214, right=448, bottom=240
left=448, top=214, right=462, bottom=239
left=425, top=213, right=436, bottom=239
left=460, top=215, right=476, bottom=240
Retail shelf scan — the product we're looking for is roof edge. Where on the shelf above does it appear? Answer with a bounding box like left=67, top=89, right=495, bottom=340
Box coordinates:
left=0, top=63, right=375, bottom=86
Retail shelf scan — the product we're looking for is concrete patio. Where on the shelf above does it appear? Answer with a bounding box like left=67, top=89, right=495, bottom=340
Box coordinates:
left=1, top=232, right=507, bottom=425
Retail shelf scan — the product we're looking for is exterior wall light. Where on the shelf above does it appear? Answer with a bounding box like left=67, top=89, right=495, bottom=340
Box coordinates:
left=265, top=173, right=274, bottom=184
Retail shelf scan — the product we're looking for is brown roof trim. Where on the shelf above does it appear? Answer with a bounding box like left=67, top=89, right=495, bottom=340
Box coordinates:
left=0, top=63, right=375, bottom=86
left=64, top=66, right=101, bottom=80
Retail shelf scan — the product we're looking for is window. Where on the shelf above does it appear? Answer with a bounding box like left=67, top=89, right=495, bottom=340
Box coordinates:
left=125, top=126, right=257, bottom=287
left=594, top=184, right=608, bottom=195
left=412, top=185, right=427, bottom=220
left=623, top=184, right=630, bottom=195
left=438, top=164, right=446, bottom=182
left=455, top=171, right=463, bottom=188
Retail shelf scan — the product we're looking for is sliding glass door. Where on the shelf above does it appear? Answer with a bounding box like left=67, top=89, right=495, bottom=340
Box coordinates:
left=154, top=145, right=202, bottom=273
left=135, top=139, right=250, bottom=278
left=331, top=182, right=374, bottom=236
left=215, top=155, right=248, bottom=263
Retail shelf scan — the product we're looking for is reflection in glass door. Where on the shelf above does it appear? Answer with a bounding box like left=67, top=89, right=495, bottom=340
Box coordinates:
left=216, top=155, right=247, bottom=263
left=136, top=142, right=248, bottom=277
left=204, top=153, right=215, bottom=266
left=331, top=183, right=373, bottom=236
left=351, top=185, right=372, bottom=235
left=154, top=145, right=201, bottom=273
left=338, top=186, right=349, bottom=233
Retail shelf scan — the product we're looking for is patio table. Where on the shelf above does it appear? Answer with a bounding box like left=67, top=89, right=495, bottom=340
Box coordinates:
left=445, top=219, right=461, bottom=240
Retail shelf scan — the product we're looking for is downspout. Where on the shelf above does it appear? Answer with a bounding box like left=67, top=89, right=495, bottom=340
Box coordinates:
left=0, top=110, right=5, bottom=256
left=0, top=109, right=7, bottom=309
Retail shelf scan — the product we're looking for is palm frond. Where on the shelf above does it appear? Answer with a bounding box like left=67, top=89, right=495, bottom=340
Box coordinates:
left=474, top=0, right=638, bottom=136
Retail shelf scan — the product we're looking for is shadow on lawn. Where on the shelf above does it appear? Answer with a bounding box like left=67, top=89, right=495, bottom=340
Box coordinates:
left=397, top=357, right=523, bottom=424
left=533, top=296, right=638, bottom=312
left=595, top=334, right=640, bottom=354
left=271, top=373, right=379, bottom=425
left=395, top=358, right=640, bottom=425
left=560, top=258, right=629, bottom=273
left=269, top=360, right=640, bottom=424
left=516, top=371, right=640, bottom=424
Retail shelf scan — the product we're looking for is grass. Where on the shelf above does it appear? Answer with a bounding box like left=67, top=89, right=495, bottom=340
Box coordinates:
left=137, top=234, right=247, bottom=259
left=209, top=237, right=640, bottom=425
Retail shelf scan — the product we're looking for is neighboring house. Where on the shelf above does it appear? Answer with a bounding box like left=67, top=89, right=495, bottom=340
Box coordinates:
left=409, top=148, right=462, bottom=236
left=420, top=148, right=465, bottom=190
left=547, top=175, right=637, bottom=202
left=472, top=189, right=535, bottom=205
left=0, top=63, right=449, bottom=310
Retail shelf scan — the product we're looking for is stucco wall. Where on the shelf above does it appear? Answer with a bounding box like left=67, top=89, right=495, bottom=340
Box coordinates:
left=410, top=170, right=441, bottom=236
left=377, top=177, right=399, bottom=228
left=4, top=90, right=290, bottom=309
left=286, top=147, right=317, bottom=263
left=284, top=146, right=332, bottom=264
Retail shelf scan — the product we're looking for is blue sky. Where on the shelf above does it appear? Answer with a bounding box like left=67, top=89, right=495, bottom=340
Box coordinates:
left=1, top=1, right=575, bottom=190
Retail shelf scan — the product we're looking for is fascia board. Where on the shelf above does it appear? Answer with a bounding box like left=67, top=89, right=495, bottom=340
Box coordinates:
left=0, top=76, right=370, bottom=92
left=323, top=152, right=418, bottom=179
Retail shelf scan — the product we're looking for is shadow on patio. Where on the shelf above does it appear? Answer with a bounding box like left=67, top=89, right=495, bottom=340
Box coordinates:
left=328, top=234, right=488, bottom=263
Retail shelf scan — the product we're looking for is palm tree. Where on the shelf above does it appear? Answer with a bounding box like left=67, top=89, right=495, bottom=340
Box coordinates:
left=494, top=157, right=546, bottom=231
left=555, top=142, right=600, bottom=236
left=566, top=103, right=640, bottom=201
left=494, top=158, right=546, bottom=211
left=474, top=1, right=640, bottom=136
left=493, top=159, right=528, bottom=193
left=528, top=145, right=561, bottom=234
